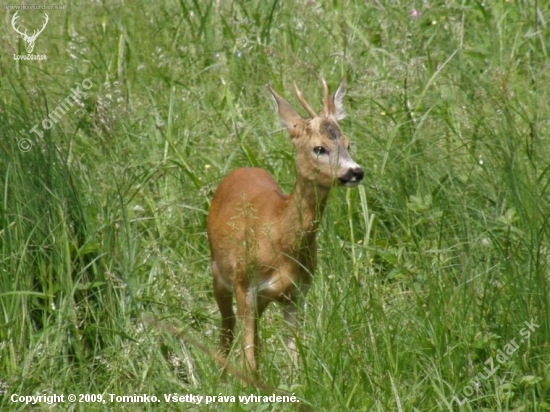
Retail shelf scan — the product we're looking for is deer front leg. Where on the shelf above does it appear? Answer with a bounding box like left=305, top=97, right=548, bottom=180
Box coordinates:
left=236, top=282, right=257, bottom=373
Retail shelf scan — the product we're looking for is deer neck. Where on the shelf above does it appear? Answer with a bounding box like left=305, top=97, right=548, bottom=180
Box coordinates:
left=284, top=175, right=331, bottom=244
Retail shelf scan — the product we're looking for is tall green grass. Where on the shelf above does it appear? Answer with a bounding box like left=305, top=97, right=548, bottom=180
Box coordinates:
left=1, top=1, right=549, bottom=410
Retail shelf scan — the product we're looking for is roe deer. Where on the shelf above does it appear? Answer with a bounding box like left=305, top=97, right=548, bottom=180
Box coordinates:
left=206, top=79, right=363, bottom=372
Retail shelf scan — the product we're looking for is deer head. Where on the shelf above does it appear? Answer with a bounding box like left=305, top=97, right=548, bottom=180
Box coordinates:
left=11, top=12, right=49, bottom=54
left=268, top=79, right=363, bottom=189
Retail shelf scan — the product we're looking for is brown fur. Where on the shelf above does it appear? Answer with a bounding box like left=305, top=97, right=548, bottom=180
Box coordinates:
left=206, top=79, right=363, bottom=372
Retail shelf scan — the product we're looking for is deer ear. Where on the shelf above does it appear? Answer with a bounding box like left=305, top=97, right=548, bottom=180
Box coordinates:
left=268, top=85, right=304, bottom=133
left=331, top=79, right=346, bottom=121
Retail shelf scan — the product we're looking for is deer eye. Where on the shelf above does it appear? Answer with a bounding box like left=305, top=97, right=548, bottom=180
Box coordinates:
left=313, top=146, right=328, bottom=156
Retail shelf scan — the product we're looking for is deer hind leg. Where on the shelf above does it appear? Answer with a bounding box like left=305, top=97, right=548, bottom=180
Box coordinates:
left=212, top=262, right=235, bottom=361
left=236, top=281, right=257, bottom=372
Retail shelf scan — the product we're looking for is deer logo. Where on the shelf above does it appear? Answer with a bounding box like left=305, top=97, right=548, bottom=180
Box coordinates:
left=11, top=11, right=49, bottom=54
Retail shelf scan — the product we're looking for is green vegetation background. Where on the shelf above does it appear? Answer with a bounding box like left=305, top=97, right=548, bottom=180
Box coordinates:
left=1, top=1, right=549, bottom=410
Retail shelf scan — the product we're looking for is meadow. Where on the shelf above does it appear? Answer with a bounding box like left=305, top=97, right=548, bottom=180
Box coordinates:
left=1, top=1, right=549, bottom=410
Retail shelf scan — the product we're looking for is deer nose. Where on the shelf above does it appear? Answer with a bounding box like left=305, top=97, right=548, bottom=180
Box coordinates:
left=339, top=166, right=364, bottom=187
left=351, top=167, right=364, bottom=182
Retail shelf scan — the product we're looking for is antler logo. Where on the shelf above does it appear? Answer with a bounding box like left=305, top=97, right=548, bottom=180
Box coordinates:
left=11, top=11, right=49, bottom=54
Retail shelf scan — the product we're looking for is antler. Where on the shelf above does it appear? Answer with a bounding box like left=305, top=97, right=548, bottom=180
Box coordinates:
left=30, top=14, right=49, bottom=40
left=321, top=78, right=335, bottom=118
left=293, top=83, right=317, bottom=118
left=11, top=12, right=27, bottom=38
left=11, top=12, right=48, bottom=41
